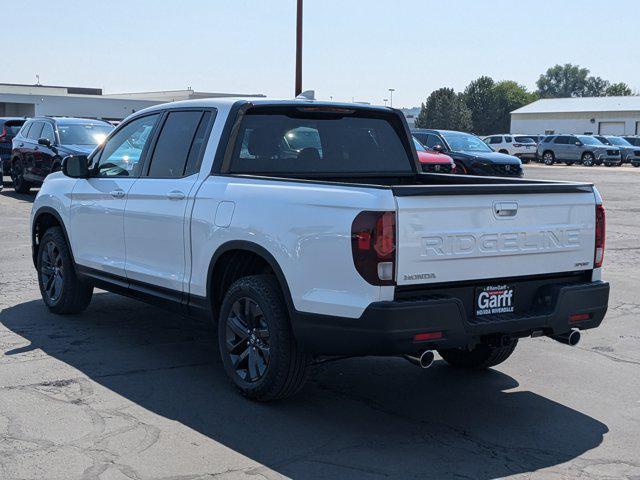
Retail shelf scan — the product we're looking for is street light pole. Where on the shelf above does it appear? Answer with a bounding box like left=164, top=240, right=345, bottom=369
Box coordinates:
left=295, top=0, right=303, bottom=96
left=388, top=88, right=395, bottom=108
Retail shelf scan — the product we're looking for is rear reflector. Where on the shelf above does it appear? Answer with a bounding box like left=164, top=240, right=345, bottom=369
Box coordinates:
left=414, top=331, right=443, bottom=342
left=569, top=313, right=591, bottom=323
left=594, top=204, right=606, bottom=268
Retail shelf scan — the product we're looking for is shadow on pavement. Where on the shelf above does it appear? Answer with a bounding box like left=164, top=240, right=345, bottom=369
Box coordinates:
left=1, top=292, right=608, bottom=479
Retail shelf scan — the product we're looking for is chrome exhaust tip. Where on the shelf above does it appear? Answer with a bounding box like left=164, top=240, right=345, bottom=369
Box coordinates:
left=403, top=350, right=435, bottom=369
left=550, top=328, right=581, bottom=347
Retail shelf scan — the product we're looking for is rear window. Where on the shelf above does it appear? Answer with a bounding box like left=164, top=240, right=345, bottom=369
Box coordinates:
left=228, top=108, right=413, bottom=175
left=514, top=136, right=535, bottom=143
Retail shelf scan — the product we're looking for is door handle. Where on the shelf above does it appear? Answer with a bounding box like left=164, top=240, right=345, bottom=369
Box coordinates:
left=34, top=146, right=39, bottom=151
left=19, top=143, right=24, bottom=147
left=109, top=190, right=126, bottom=199
left=166, top=190, right=186, bottom=201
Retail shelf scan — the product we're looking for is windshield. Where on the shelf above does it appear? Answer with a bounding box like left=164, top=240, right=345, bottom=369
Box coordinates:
left=578, top=136, right=602, bottom=146
left=58, top=123, right=114, bottom=145
left=607, top=136, right=632, bottom=147
left=229, top=109, right=413, bottom=175
left=413, top=137, right=426, bottom=151
left=441, top=131, right=492, bottom=153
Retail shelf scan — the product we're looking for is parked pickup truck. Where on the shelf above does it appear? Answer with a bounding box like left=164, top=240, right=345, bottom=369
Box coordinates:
left=31, top=98, right=609, bottom=401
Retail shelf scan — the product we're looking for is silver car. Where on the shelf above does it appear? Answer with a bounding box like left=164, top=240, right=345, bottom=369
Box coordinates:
left=594, top=135, right=640, bottom=164
left=537, top=134, right=622, bottom=166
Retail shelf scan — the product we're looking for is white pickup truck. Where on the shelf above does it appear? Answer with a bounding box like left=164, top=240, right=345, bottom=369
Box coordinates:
left=31, top=98, right=609, bottom=400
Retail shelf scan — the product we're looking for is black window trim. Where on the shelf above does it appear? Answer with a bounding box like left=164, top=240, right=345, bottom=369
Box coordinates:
left=88, top=111, right=164, bottom=179
left=139, top=107, right=217, bottom=180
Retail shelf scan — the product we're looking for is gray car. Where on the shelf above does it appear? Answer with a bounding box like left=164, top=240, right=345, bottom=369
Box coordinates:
left=537, top=134, right=622, bottom=166
left=594, top=135, right=640, bottom=164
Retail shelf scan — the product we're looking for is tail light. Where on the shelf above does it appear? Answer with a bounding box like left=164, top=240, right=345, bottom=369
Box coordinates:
left=594, top=204, right=605, bottom=268
left=351, top=211, right=396, bottom=286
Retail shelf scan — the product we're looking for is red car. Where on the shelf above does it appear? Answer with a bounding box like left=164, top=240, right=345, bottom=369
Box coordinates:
left=413, top=137, right=456, bottom=173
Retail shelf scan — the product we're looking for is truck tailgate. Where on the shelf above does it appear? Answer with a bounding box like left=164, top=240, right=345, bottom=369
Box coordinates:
left=395, top=191, right=596, bottom=286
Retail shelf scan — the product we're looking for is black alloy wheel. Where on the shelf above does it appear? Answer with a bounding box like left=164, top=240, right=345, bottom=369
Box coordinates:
left=40, top=240, right=64, bottom=305
left=225, top=296, right=271, bottom=382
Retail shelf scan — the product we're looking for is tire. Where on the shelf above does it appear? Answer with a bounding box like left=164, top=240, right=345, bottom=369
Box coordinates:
left=542, top=151, right=555, bottom=165
left=218, top=275, right=311, bottom=401
left=37, top=227, right=93, bottom=314
left=438, top=339, right=518, bottom=370
left=11, top=158, right=31, bottom=193
left=521, top=158, right=530, bottom=164
left=633, top=163, right=640, bottom=168
left=582, top=153, right=595, bottom=167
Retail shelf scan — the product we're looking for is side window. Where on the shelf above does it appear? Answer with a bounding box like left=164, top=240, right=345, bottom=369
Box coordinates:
left=504, top=136, right=512, bottom=143
left=569, top=136, right=579, bottom=145
left=543, top=136, right=553, bottom=143
left=146, top=111, right=206, bottom=178
left=27, top=122, right=44, bottom=141
left=20, top=122, right=32, bottom=138
left=489, top=136, right=502, bottom=145
left=184, top=111, right=213, bottom=176
left=425, top=134, right=443, bottom=149
left=40, top=123, right=55, bottom=143
left=554, top=136, right=568, bottom=145
left=93, top=114, right=160, bottom=177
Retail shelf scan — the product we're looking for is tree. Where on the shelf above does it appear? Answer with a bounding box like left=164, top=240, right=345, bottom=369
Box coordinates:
left=463, top=76, right=498, bottom=135
left=415, top=88, right=472, bottom=131
left=584, top=76, right=610, bottom=96
left=536, top=64, right=590, bottom=98
left=605, top=82, right=632, bottom=96
left=492, top=81, right=538, bottom=133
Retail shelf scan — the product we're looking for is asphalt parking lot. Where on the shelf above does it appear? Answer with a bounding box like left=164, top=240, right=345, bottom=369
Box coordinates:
left=1, top=166, right=639, bottom=480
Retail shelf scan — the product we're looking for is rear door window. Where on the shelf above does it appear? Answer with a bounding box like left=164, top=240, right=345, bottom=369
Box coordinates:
left=146, top=111, right=206, bottom=178
left=504, top=136, right=512, bottom=143
left=489, top=136, right=502, bottom=144
left=229, top=108, right=412, bottom=174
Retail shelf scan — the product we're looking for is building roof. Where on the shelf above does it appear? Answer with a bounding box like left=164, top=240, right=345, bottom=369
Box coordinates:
left=511, top=96, right=640, bottom=115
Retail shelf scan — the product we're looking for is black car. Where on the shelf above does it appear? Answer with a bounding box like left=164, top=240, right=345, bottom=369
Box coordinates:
left=412, top=128, right=523, bottom=177
left=10, top=117, right=113, bottom=192
left=622, top=136, right=640, bottom=147
left=1, top=117, right=27, bottom=182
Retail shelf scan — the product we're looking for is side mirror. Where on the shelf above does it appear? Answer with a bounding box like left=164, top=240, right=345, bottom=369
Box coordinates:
left=432, top=144, right=444, bottom=152
left=575, top=141, right=583, bottom=146
left=62, top=155, right=90, bottom=178
left=38, top=138, right=52, bottom=147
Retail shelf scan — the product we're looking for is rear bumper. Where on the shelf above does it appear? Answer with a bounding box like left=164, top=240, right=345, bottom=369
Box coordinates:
left=292, top=280, right=609, bottom=355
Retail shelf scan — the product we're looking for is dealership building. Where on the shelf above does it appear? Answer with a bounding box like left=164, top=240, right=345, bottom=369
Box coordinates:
left=510, top=96, right=640, bottom=136
left=0, top=83, right=265, bottom=121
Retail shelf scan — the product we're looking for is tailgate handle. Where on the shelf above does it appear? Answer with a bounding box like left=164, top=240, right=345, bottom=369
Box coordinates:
left=494, top=202, right=518, bottom=217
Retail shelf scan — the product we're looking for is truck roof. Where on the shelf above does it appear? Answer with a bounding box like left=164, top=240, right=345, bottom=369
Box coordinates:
left=133, top=97, right=395, bottom=117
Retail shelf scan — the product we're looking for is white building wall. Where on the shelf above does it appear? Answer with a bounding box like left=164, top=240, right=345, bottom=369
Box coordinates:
left=511, top=111, right=640, bottom=135
left=0, top=93, right=160, bottom=120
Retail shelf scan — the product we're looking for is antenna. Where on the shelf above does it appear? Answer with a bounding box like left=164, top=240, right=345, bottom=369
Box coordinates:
left=36, top=74, right=41, bottom=86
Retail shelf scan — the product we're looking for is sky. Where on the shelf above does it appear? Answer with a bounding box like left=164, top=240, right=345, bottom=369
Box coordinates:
left=7, top=0, right=640, bottom=108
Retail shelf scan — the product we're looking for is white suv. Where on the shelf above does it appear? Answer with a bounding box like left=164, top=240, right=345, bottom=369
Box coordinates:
left=483, top=134, right=537, bottom=163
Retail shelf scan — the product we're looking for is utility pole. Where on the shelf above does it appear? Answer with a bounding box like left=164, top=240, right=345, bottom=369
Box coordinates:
left=388, top=88, right=395, bottom=108
left=295, top=0, right=303, bottom=96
